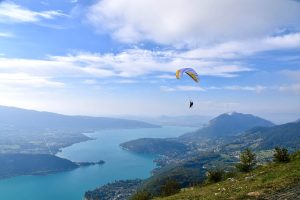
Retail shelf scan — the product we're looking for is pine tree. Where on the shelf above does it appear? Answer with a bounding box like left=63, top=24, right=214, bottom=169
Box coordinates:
left=236, top=148, right=256, bottom=172
left=273, top=147, right=290, bottom=163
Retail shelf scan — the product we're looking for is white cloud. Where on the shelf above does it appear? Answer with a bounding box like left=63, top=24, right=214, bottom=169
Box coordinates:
left=279, top=84, right=300, bottom=93
left=161, top=84, right=300, bottom=95
left=0, top=1, right=66, bottom=23
left=0, top=31, right=299, bottom=88
left=177, top=86, right=205, bottom=91
left=156, top=74, right=175, bottom=79
left=0, top=50, right=251, bottom=80
left=264, top=33, right=300, bottom=49
left=0, top=32, right=14, bottom=37
left=117, top=79, right=137, bottom=84
left=0, top=32, right=299, bottom=91
left=83, top=79, right=97, bottom=85
left=281, top=70, right=300, bottom=82
left=182, top=33, right=300, bottom=59
left=87, top=0, right=300, bottom=46
left=160, top=86, right=176, bottom=92
left=161, top=85, right=268, bottom=93
left=224, top=85, right=267, bottom=93
left=0, top=73, right=64, bottom=88
left=160, top=85, right=205, bottom=92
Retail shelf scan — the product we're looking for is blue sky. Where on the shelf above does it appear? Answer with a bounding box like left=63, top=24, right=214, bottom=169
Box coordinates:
left=0, top=0, right=300, bottom=123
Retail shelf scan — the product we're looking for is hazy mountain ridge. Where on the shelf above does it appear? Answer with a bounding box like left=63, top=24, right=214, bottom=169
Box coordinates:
left=113, top=115, right=211, bottom=127
left=121, top=112, right=275, bottom=157
left=0, top=105, right=159, bottom=131
left=0, top=105, right=159, bottom=154
left=180, top=112, right=274, bottom=140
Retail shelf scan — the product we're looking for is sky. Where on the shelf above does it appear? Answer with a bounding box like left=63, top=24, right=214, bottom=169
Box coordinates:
left=0, top=0, right=300, bottom=123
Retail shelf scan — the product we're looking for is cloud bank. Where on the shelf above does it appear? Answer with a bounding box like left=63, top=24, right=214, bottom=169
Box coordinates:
left=87, top=0, right=300, bottom=46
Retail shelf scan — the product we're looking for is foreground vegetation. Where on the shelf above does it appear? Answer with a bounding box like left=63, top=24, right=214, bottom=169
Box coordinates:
left=155, top=151, right=300, bottom=200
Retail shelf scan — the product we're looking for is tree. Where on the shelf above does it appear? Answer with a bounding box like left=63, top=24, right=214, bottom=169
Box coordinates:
left=273, top=147, right=290, bottom=163
left=206, top=168, right=224, bottom=183
left=236, top=148, right=256, bottom=172
left=130, top=190, right=151, bottom=200
left=160, top=179, right=180, bottom=197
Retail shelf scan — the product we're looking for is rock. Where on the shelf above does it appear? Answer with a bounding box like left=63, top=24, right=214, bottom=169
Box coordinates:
left=245, top=175, right=256, bottom=181
left=247, top=191, right=260, bottom=197
left=227, top=178, right=235, bottom=182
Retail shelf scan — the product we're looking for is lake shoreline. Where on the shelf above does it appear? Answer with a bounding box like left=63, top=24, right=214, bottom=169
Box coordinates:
left=0, top=126, right=196, bottom=200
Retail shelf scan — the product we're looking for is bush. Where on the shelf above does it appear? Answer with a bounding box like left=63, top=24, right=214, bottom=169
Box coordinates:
left=224, top=170, right=238, bottom=179
left=236, top=148, right=256, bottom=172
left=273, top=147, right=290, bottom=163
left=160, top=179, right=180, bottom=197
left=130, top=190, right=151, bottom=200
left=206, top=168, right=224, bottom=183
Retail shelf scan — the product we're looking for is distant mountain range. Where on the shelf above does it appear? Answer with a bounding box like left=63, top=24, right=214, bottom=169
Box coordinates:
left=0, top=105, right=158, bottom=131
left=0, top=105, right=158, bottom=154
left=180, top=112, right=274, bottom=140
left=121, top=112, right=300, bottom=157
left=114, top=115, right=212, bottom=127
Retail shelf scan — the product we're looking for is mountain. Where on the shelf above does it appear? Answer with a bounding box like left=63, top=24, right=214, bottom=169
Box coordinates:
left=180, top=112, right=274, bottom=140
left=0, top=105, right=159, bottom=154
left=152, top=115, right=211, bottom=127
left=114, top=115, right=211, bottom=127
left=225, top=121, right=300, bottom=151
left=0, top=105, right=158, bottom=131
left=121, top=112, right=275, bottom=158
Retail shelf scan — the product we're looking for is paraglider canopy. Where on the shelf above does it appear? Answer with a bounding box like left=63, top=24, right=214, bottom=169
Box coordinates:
left=176, top=68, right=199, bottom=83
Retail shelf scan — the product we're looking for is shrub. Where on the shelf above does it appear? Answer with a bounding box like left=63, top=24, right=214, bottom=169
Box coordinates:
left=273, top=147, right=290, bottom=163
left=160, top=179, right=180, bottom=197
left=130, top=190, right=151, bottom=200
left=236, top=148, right=256, bottom=172
left=224, top=170, right=238, bottom=179
left=206, top=168, right=224, bottom=183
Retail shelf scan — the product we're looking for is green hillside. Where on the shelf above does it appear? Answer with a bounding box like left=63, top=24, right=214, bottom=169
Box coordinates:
left=0, top=154, right=77, bottom=179
left=155, top=151, right=300, bottom=200
left=225, top=121, right=300, bottom=152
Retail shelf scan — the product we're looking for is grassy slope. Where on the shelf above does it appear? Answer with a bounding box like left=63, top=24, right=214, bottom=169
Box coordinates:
left=155, top=151, right=300, bottom=200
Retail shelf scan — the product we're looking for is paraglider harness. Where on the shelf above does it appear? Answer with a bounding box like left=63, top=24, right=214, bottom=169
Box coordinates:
left=189, top=101, right=194, bottom=108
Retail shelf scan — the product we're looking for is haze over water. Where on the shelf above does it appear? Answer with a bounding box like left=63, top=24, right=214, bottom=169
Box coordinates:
left=0, top=126, right=196, bottom=200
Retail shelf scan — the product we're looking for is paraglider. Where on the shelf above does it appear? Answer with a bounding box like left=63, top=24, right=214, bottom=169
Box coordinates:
left=189, top=100, right=194, bottom=108
left=176, top=68, right=200, bottom=108
left=176, top=68, right=200, bottom=83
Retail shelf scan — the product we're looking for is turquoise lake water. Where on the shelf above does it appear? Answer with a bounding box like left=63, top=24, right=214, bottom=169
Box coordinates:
left=0, top=126, right=196, bottom=200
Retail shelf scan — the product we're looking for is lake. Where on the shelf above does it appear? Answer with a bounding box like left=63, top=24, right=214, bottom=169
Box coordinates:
left=0, top=126, right=196, bottom=200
